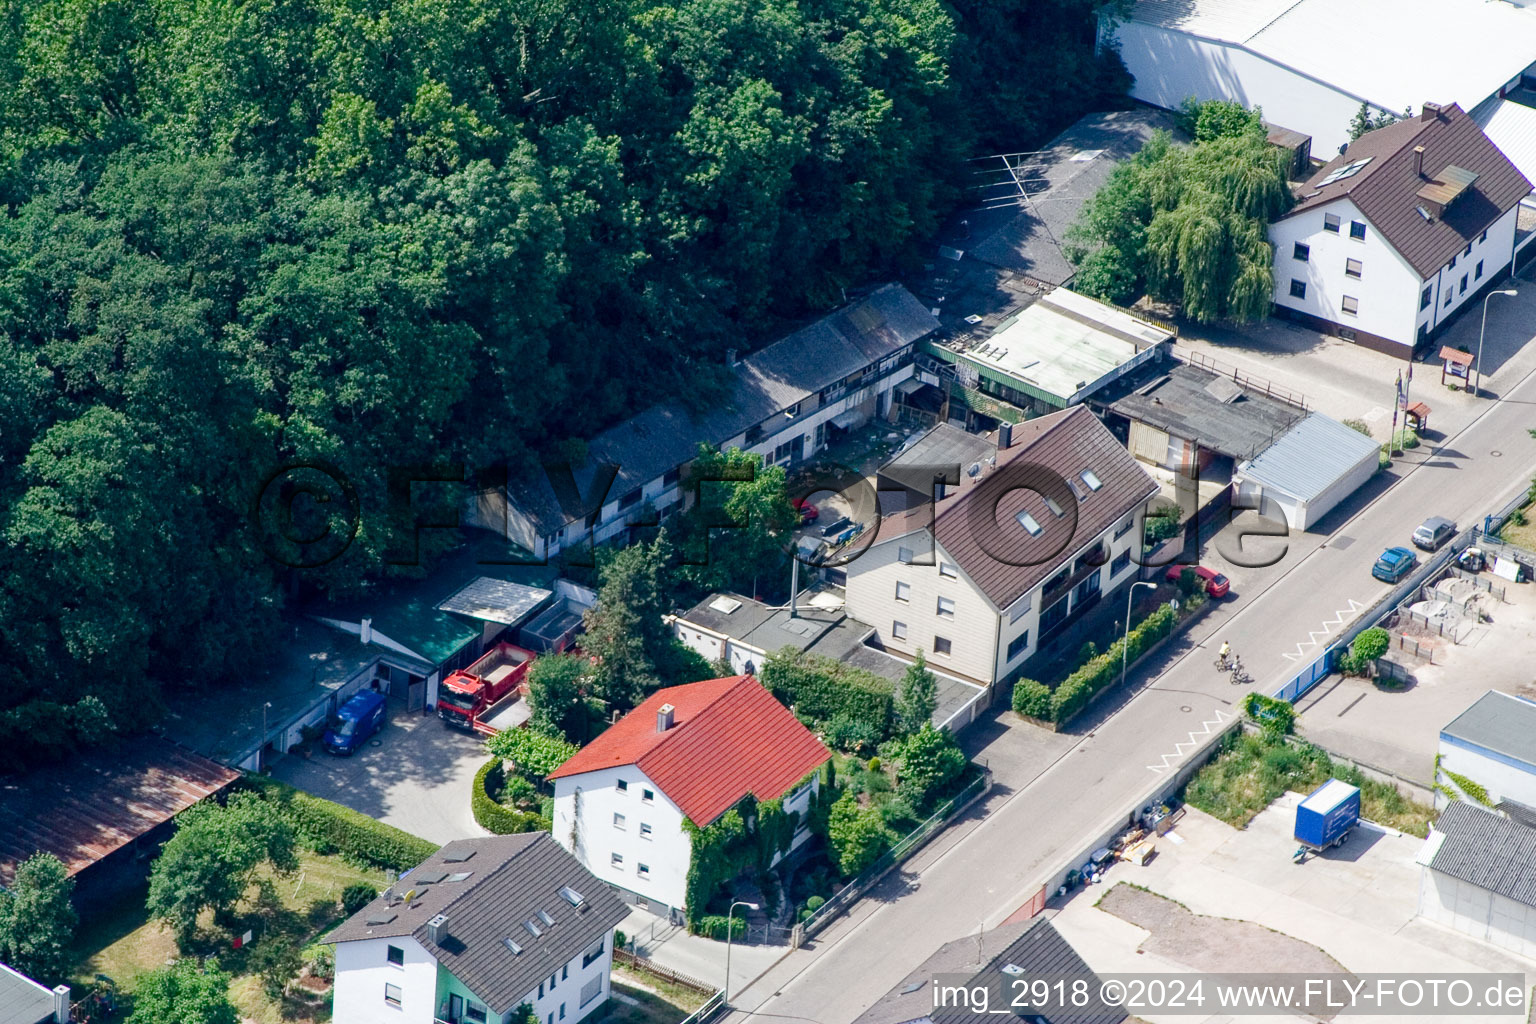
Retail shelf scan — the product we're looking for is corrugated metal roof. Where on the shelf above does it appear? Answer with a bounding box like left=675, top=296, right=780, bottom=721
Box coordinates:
left=1283, top=104, right=1532, bottom=279
left=329, top=834, right=629, bottom=1014
left=1131, top=0, right=1536, bottom=124
left=0, top=739, right=238, bottom=885
left=1236, top=413, right=1379, bottom=504
left=1442, top=690, right=1536, bottom=768
left=1427, top=802, right=1536, bottom=910
left=549, top=676, right=831, bottom=827
left=436, top=577, right=553, bottom=626
left=1473, top=97, right=1536, bottom=188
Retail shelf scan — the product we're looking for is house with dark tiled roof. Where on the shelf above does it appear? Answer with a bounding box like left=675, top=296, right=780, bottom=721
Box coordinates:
left=548, top=675, right=831, bottom=918
left=1269, top=102, right=1532, bottom=356
left=1416, top=802, right=1536, bottom=958
left=328, top=834, right=628, bottom=1024
left=843, top=408, right=1158, bottom=686
left=469, top=284, right=939, bottom=562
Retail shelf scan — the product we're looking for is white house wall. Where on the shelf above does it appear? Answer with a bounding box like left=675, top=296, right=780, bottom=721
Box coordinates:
left=843, top=533, right=1002, bottom=684
left=520, top=931, right=616, bottom=1024
left=1111, top=22, right=1388, bottom=155
left=1424, top=206, right=1519, bottom=336
left=670, top=620, right=765, bottom=677
left=1419, top=868, right=1536, bottom=958
left=551, top=766, right=692, bottom=913
left=1270, top=198, right=1424, bottom=349
left=1436, top=736, right=1536, bottom=810
left=1299, top=444, right=1380, bottom=530
left=334, top=936, right=440, bottom=1024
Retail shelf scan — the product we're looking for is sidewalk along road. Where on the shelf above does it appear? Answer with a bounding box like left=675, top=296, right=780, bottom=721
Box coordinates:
left=723, top=343, right=1536, bottom=1024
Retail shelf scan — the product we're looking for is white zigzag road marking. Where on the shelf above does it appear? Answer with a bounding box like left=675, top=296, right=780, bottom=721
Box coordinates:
left=1147, top=707, right=1232, bottom=773
left=1280, top=599, right=1365, bottom=661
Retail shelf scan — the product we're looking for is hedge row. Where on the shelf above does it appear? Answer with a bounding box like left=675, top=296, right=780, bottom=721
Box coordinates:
left=691, top=914, right=747, bottom=941
left=472, top=758, right=551, bottom=835
left=244, top=773, right=438, bottom=872
left=1010, top=678, right=1051, bottom=719
left=762, top=649, right=892, bottom=736
left=1048, top=603, right=1179, bottom=724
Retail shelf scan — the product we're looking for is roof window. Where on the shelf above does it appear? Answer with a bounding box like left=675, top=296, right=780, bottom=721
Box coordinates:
left=503, top=938, right=523, bottom=955
left=537, top=909, right=556, bottom=927
left=1080, top=470, right=1103, bottom=492
left=1043, top=496, right=1065, bottom=517
left=524, top=918, right=544, bottom=938
left=559, top=886, right=586, bottom=908
left=1015, top=511, right=1043, bottom=536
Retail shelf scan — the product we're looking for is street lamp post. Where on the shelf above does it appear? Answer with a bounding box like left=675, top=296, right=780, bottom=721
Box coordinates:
left=724, top=900, right=760, bottom=1005
left=1122, top=580, right=1157, bottom=689
left=1477, top=288, right=1518, bottom=397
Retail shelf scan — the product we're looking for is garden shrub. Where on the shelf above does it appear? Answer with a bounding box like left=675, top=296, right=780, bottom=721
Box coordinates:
left=486, top=729, right=579, bottom=783
left=243, top=775, right=437, bottom=872
left=895, top=725, right=966, bottom=810
left=472, top=759, right=550, bottom=835
left=1241, top=693, right=1296, bottom=736
left=1350, top=627, right=1390, bottom=664
left=805, top=895, right=825, bottom=912
left=692, top=915, right=744, bottom=941
left=762, top=649, right=893, bottom=738
left=824, top=711, right=883, bottom=754
left=1011, top=678, right=1051, bottom=719
left=340, top=882, right=378, bottom=916
left=303, top=944, right=334, bottom=982
left=500, top=773, right=538, bottom=808
left=827, top=792, right=895, bottom=876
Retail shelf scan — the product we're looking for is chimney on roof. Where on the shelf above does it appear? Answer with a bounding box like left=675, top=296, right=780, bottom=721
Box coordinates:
left=427, top=914, right=449, bottom=945
left=997, top=421, right=1013, bottom=450
left=657, top=703, right=676, bottom=732
left=360, top=618, right=373, bottom=645
left=1421, top=102, right=1442, bottom=122
left=1413, top=146, right=1426, bottom=179
left=52, top=985, right=69, bottom=1024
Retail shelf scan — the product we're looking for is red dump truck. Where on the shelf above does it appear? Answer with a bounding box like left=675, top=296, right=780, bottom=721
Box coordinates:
left=436, top=642, right=535, bottom=735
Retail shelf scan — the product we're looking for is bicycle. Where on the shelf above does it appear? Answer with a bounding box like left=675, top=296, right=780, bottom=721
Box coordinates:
left=1229, top=659, right=1253, bottom=686
left=1214, top=651, right=1234, bottom=671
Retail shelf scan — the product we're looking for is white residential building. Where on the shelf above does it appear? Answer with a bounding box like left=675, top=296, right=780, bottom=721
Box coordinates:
left=1269, top=103, right=1532, bottom=356
left=1437, top=690, right=1536, bottom=812
left=328, top=834, right=628, bottom=1024
left=845, top=408, right=1158, bottom=686
left=1106, top=0, right=1536, bottom=156
left=549, top=675, right=830, bottom=918
left=473, top=284, right=939, bottom=561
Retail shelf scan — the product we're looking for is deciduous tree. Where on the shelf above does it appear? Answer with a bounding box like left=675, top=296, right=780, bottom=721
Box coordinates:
left=0, top=853, right=77, bottom=985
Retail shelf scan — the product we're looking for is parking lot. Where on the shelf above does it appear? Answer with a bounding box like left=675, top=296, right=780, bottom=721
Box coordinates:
left=270, top=703, right=489, bottom=843
left=1295, top=571, right=1536, bottom=788
left=1050, top=796, right=1532, bottom=1023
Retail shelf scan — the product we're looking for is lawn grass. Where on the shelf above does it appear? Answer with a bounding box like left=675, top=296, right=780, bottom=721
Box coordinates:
left=1183, top=731, right=1435, bottom=837
left=1497, top=506, right=1536, bottom=551
left=598, top=972, right=709, bottom=1024
left=611, top=965, right=710, bottom=1011
left=70, top=851, right=391, bottom=1023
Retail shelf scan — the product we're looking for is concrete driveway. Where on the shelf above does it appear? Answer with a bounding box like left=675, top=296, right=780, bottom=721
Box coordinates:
left=270, top=706, right=489, bottom=844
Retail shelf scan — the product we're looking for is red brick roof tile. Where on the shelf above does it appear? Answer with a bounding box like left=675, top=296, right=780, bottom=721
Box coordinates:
left=548, top=675, right=830, bottom=826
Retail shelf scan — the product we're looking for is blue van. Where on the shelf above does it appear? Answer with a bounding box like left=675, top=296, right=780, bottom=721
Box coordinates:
left=323, top=689, right=387, bottom=755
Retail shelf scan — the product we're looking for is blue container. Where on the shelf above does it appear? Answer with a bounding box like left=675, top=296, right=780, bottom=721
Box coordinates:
left=1294, top=779, right=1360, bottom=849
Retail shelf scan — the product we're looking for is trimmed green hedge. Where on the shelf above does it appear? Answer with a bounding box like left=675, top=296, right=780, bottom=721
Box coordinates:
left=762, top=649, right=893, bottom=737
left=1049, top=603, right=1178, bottom=724
left=1010, top=678, right=1051, bottom=719
left=692, top=914, right=746, bottom=941
left=472, top=759, right=550, bottom=835
left=244, top=774, right=437, bottom=872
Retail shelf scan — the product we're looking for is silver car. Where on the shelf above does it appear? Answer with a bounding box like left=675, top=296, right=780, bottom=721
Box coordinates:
left=1412, top=516, right=1456, bottom=551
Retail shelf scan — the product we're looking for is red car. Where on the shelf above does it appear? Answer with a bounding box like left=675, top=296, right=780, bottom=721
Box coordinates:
left=1166, top=564, right=1230, bottom=598
left=792, top=498, right=819, bottom=523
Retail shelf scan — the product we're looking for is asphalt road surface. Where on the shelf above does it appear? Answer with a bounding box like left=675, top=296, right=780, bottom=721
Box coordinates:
left=727, top=351, right=1536, bottom=1024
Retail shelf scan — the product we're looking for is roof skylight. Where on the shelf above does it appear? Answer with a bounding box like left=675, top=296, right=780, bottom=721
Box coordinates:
left=1080, top=470, right=1103, bottom=492
left=559, top=886, right=585, bottom=908
left=537, top=909, right=556, bottom=927
left=503, top=938, right=523, bottom=955
left=1015, top=510, right=1043, bottom=536
left=1043, top=496, right=1065, bottom=517
left=524, top=918, right=543, bottom=938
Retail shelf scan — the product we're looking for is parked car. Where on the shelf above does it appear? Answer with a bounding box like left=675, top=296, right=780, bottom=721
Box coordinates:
left=323, top=689, right=387, bottom=755
left=1371, top=546, right=1418, bottom=583
left=792, top=497, right=819, bottom=523
left=1412, top=516, right=1457, bottom=551
left=1165, top=564, right=1230, bottom=598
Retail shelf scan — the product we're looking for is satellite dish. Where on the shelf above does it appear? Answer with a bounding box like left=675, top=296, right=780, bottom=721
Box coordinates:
left=404, top=889, right=417, bottom=904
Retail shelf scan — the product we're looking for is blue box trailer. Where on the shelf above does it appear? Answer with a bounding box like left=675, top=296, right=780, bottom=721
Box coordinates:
left=1294, top=779, right=1361, bottom=850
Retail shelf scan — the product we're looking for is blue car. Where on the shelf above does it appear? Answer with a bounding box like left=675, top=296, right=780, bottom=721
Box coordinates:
left=1371, top=546, right=1418, bottom=583
left=323, top=689, right=387, bottom=755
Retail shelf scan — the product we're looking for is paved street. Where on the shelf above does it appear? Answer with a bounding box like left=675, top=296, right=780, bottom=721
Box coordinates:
left=726, top=298, right=1536, bottom=1024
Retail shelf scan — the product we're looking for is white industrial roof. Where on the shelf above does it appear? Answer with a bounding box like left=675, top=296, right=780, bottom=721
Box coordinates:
left=966, top=289, right=1171, bottom=403
left=1132, top=0, right=1536, bottom=115
left=1474, top=97, right=1536, bottom=186
left=1236, top=413, right=1379, bottom=502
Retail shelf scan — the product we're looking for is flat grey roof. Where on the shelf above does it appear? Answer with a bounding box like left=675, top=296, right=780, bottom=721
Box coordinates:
left=1427, top=801, right=1536, bottom=910
left=436, top=577, right=552, bottom=626
left=840, top=646, right=985, bottom=730
left=676, top=592, right=872, bottom=662
left=1443, top=690, right=1536, bottom=768
left=1106, top=361, right=1308, bottom=460
left=0, top=965, right=54, bottom=1024
left=1236, top=413, right=1380, bottom=502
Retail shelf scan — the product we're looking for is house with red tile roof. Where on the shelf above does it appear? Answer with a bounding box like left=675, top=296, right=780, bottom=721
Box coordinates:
left=548, top=675, right=830, bottom=918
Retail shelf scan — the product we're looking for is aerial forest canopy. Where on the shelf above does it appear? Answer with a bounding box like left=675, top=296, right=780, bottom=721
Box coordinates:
left=0, top=0, right=1128, bottom=770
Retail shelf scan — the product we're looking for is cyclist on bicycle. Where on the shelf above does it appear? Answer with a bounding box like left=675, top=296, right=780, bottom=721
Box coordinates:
left=1218, top=640, right=1232, bottom=667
